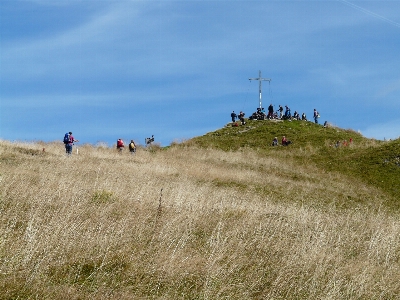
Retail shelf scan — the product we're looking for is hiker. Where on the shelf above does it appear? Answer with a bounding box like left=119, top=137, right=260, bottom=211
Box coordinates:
left=64, top=132, right=79, bottom=155
left=284, top=106, right=291, bottom=120
left=128, top=140, right=136, bottom=154
left=313, top=109, right=320, bottom=124
left=238, top=111, right=246, bottom=125
left=293, top=111, right=300, bottom=120
left=278, top=105, right=284, bottom=119
left=268, top=104, right=274, bottom=119
left=323, top=121, right=328, bottom=128
left=117, top=138, right=125, bottom=151
left=272, top=137, right=278, bottom=146
left=282, top=136, right=292, bottom=146
left=256, top=107, right=265, bottom=120
left=231, top=111, right=237, bottom=122
left=302, top=113, right=307, bottom=121
left=145, top=135, right=154, bottom=145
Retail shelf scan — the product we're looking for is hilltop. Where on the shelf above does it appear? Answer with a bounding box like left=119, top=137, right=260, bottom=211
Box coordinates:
left=0, top=120, right=399, bottom=299
left=187, top=119, right=400, bottom=210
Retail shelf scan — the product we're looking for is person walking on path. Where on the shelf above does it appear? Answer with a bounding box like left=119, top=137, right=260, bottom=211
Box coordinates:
left=129, top=140, right=136, bottom=154
left=117, top=138, right=125, bottom=152
left=313, top=109, right=320, bottom=124
left=65, top=132, right=79, bottom=155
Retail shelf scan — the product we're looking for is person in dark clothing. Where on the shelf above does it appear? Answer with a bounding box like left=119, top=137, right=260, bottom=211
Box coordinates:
left=268, top=104, right=274, bottom=119
left=278, top=105, right=284, bottom=119
left=314, top=109, right=320, bottom=124
left=65, top=132, right=79, bottom=155
left=129, top=140, right=136, bottom=154
left=238, top=111, right=246, bottom=125
left=284, top=106, right=291, bottom=120
left=231, top=111, right=237, bottom=122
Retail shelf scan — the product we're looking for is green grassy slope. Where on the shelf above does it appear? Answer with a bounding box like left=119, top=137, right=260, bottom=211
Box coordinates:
left=187, top=119, right=400, bottom=210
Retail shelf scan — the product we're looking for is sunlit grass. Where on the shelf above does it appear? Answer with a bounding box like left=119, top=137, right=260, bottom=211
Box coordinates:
left=0, top=131, right=399, bottom=299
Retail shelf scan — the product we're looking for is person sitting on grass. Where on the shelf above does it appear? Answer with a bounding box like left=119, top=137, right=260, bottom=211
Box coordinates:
left=272, top=137, right=278, bottom=146
left=282, top=136, right=292, bottom=146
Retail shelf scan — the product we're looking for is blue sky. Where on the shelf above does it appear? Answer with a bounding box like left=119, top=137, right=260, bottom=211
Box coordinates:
left=1, top=0, right=399, bottom=147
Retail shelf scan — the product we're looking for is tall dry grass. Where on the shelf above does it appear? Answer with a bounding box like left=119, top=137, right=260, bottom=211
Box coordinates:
left=0, top=140, right=399, bottom=299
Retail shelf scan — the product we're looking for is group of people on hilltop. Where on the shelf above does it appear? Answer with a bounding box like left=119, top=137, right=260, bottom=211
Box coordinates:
left=229, top=104, right=323, bottom=148
left=234, top=104, right=321, bottom=124
left=231, top=111, right=246, bottom=125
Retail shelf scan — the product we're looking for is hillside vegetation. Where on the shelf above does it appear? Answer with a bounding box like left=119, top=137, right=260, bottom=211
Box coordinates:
left=0, top=120, right=399, bottom=299
left=189, top=119, right=400, bottom=209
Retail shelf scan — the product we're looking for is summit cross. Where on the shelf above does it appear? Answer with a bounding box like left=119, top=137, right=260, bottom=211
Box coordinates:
left=249, top=70, right=271, bottom=109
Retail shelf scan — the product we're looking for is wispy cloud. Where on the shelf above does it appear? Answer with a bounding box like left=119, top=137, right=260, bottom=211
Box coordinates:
left=338, top=0, right=400, bottom=29
left=1, top=1, right=400, bottom=145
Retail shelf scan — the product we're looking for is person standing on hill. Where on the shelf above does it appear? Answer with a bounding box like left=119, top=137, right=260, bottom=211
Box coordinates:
left=284, top=105, right=291, bottom=120
left=278, top=105, right=284, bottom=119
left=128, top=140, right=136, bottom=154
left=117, top=138, right=125, bottom=152
left=65, top=132, right=79, bottom=155
left=231, top=111, right=237, bottom=122
left=238, top=111, right=246, bottom=125
left=314, top=109, right=320, bottom=124
left=268, top=104, right=274, bottom=119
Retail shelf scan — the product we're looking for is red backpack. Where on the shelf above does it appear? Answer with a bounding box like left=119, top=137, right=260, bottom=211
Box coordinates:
left=117, top=139, right=124, bottom=148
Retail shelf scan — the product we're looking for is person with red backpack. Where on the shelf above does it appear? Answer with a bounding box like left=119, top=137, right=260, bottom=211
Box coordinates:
left=116, top=138, right=125, bottom=152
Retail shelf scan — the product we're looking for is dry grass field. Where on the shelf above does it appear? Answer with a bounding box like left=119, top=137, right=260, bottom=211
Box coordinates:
left=0, top=138, right=399, bottom=299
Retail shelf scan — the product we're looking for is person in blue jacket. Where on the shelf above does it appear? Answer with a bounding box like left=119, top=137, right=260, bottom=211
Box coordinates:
left=231, top=111, right=237, bottom=122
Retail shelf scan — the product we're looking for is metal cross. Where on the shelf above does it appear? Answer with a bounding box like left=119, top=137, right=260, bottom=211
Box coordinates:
left=249, top=70, right=271, bottom=109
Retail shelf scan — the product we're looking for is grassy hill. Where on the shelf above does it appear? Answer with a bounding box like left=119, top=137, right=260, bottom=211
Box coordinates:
left=188, top=119, right=400, bottom=210
left=0, top=120, right=399, bottom=299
